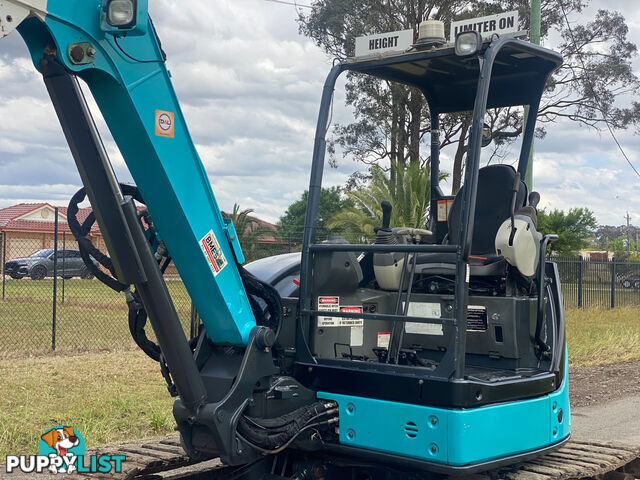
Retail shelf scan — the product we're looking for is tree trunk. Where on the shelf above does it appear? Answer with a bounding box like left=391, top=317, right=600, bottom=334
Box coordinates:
left=397, top=91, right=407, bottom=170
left=451, top=120, right=470, bottom=194
left=408, top=88, right=422, bottom=167
left=390, top=88, right=399, bottom=183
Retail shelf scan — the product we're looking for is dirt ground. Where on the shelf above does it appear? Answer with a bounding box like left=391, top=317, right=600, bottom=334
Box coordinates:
left=570, top=359, right=640, bottom=407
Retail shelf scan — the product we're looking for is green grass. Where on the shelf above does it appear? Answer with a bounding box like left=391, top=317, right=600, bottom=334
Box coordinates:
left=0, top=305, right=638, bottom=458
left=0, top=279, right=193, bottom=357
left=566, top=306, right=640, bottom=368
left=0, top=350, right=175, bottom=458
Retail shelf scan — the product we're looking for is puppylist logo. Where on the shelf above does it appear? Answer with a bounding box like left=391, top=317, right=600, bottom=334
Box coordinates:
left=5, top=426, right=125, bottom=475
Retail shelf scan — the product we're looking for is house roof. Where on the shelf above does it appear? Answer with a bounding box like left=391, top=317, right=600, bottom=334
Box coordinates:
left=0, top=203, right=281, bottom=242
left=0, top=203, right=99, bottom=234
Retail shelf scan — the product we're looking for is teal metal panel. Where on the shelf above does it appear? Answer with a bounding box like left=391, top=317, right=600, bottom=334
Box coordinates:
left=318, top=353, right=570, bottom=466
left=318, top=392, right=449, bottom=463
left=446, top=391, right=549, bottom=465
left=16, top=1, right=256, bottom=345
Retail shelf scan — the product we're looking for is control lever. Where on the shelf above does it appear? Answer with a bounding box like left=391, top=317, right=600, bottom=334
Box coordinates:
left=508, top=173, right=521, bottom=246
left=381, top=201, right=392, bottom=230
left=374, top=201, right=393, bottom=235
left=529, top=191, right=540, bottom=210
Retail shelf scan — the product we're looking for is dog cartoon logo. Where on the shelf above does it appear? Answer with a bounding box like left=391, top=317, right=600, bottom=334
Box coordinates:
left=39, top=426, right=85, bottom=474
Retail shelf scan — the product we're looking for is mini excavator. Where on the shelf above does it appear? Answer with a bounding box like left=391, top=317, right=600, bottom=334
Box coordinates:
left=0, top=2, right=569, bottom=478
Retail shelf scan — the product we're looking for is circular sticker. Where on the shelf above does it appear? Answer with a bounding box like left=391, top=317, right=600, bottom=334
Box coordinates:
left=158, top=113, right=172, bottom=131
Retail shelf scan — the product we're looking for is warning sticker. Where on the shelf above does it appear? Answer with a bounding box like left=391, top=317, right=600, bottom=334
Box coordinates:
left=437, top=199, right=456, bottom=222
left=404, top=302, right=444, bottom=336
left=377, top=331, right=391, bottom=348
left=155, top=110, right=175, bottom=138
left=317, top=299, right=364, bottom=327
left=200, top=230, right=227, bottom=277
left=437, top=200, right=447, bottom=222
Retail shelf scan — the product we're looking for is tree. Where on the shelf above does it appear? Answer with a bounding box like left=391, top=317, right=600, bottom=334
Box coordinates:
left=327, top=162, right=446, bottom=241
left=537, top=207, right=597, bottom=256
left=278, top=186, right=353, bottom=239
left=299, top=1, right=640, bottom=193
left=593, top=224, right=640, bottom=251
left=222, top=204, right=274, bottom=262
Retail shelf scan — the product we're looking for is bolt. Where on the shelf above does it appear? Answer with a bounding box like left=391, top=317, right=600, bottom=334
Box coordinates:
left=310, top=432, right=321, bottom=442
left=87, top=46, right=96, bottom=57
left=69, top=45, right=85, bottom=63
left=418, top=379, right=424, bottom=385
left=431, top=417, right=437, bottom=425
left=308, top=367, right=313, bottom=373
left=431, top=445, right=437, bottom=453
left=348, top=431, right=354, bottom=438
left=348, top=405, right=354, bottom=413
left=446, top=304, right=453, bottom=312
left=6, top=15, right=13, bottom=22
left=553, top=428, right=557, bottom=436
left=491, top=313, right=500, bottom=320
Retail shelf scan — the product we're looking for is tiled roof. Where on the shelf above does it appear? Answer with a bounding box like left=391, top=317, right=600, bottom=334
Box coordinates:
left=0, top=203, right=99, bottom=234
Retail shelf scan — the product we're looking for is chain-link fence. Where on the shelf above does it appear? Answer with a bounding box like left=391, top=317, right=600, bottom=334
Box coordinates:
left=0, top=219, right=302, bottom=357
left=0, top=227, right=195, bottom=357
left=3, top=219, right=638, bottom=358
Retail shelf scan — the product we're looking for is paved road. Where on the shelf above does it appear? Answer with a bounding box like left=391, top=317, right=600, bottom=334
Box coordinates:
left=571, top=393, right=640, bottom=445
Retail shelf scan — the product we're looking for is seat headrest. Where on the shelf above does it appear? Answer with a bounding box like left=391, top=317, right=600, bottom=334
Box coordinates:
left=448, top=164, right=527, bottom=255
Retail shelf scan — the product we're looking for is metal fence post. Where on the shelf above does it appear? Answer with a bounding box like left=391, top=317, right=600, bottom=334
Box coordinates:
left=610, top=257, right=616, bottom=309
left=2, top=231, right=6, bottom=300
left=577, top=256, right=583, bottom=308
left=52, top=208, right=58, bottom=350
left=61, top=231, right=66, bottom=304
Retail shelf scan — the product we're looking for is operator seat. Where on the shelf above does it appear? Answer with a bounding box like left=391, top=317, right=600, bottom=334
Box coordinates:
left=418, top=164, right=527, bottom=276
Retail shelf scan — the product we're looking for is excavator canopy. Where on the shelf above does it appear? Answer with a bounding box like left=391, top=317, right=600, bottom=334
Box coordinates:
left=343, top=39, right=563, bottom=114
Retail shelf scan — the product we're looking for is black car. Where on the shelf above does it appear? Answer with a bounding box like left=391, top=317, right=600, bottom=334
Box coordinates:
left=621, top=275, right=640, bottom=290
left=4, top=249, right=96, bottom=280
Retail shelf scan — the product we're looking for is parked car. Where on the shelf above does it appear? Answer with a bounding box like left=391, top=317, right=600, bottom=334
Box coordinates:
left=621, top=275, right=640, bottom=290
left=4, top=249, right=97, bottom=280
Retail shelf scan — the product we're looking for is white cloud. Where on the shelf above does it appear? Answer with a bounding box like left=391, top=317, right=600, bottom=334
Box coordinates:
left=0, top=0, right=638, bottom=229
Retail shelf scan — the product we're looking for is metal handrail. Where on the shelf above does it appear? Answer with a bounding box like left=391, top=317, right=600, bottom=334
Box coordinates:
left=309, top=243, right=459, bottom=254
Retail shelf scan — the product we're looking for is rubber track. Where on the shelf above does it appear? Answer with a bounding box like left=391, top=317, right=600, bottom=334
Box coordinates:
left=24, top=436, right=638, bottom=479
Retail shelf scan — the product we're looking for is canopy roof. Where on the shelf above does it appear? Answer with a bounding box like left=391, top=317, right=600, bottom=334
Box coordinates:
left=343, top=38, right=563, bottom=114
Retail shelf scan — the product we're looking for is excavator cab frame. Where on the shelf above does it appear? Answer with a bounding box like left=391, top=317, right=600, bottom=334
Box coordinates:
left=290, top=36, right=569, bottom=471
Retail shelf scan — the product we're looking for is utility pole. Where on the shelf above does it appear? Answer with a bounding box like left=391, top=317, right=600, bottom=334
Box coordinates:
left=625, top=212, right=632, bottom=254
left=524, top=0, right=541, bottom=190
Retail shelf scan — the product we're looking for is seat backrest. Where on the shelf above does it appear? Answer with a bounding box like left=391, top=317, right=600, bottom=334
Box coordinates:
left=448, top=164, right=527, bottom=255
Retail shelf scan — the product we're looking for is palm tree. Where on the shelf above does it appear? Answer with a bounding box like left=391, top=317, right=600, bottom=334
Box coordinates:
left=222, top=204, right=266, bottom=261
left=327, top=162, right=446, bottom=242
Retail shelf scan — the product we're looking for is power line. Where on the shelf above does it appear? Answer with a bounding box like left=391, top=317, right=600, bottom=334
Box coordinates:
left=263, top=0, right=312, bottom=8
left=559, top=2, right=640, bottom=180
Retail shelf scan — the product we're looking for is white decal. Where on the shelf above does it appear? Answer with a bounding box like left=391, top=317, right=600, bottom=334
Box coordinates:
left=377, top=331, right=391, bottom=348
left=404, top=302, right=444, bottom=336
left=200, top=230, right=227, bottom=277
left=350, top=326, right=364, bottom=347
left=450, top=10, right=519, bottom=42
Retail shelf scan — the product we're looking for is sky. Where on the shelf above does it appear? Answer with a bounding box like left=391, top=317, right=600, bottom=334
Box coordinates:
left=0, top=0, right=639, bottom=228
